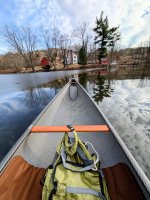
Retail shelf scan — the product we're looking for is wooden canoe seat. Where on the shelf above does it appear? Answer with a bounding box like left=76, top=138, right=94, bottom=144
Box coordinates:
left=31, top=125, right=110, bottom=133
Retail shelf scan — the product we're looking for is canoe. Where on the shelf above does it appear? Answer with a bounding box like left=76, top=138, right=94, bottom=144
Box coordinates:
left=0, top=78, right=150, bottom=199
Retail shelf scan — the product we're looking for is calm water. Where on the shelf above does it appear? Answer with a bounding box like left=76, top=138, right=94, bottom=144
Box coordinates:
left=82, top=72, right=150, bottom=179
left=0, top=69, right=150, bottom=180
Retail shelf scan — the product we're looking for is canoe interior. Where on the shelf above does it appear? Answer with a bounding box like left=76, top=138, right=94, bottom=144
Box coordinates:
left=14, top=83, right=129, bottom=169
left=1, top=80, right=150, bottom=198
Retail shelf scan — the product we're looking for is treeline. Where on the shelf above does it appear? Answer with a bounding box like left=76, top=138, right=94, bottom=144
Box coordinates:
left=0, top=11, right=121, bottom=72
left=118, top=39, right=150, bottom=66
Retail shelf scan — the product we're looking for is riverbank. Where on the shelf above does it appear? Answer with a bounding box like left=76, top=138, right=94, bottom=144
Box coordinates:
left=0, top=64, right=96, bottom=74
left=0, top=63, right=149, bottom=78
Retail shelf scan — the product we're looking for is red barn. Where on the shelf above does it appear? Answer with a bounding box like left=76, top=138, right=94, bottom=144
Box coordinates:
left=41, top=57, right=49, bottom=66
left=41, top=57, right=51, bottom=71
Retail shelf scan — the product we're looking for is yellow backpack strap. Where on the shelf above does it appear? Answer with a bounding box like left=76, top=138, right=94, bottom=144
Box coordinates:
left=59, top=125, right=98, bottom=172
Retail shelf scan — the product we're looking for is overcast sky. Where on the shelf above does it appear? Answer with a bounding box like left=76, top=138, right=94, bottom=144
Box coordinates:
left=0, top=0, right=149, bottom=54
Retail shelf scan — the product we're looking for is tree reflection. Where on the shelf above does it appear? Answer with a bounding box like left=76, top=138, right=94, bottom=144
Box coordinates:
left=79, top=73, right=88, bottom=89
left=25, top=87, right=50, bottom=105
left=24, top=79, right=67, bottom=105
left=92, top=75, right=113, bottom=103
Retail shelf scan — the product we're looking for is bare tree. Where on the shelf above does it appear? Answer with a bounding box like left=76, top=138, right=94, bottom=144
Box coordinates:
left=42, top=30, right=53, bottom=69
left=72, top=43, right=81, bottom=55
left=87, top=43, right=97, bottom=64
left=129, top=38, right=150, bottom=66
left=42, top=27, right=60, bottom=69
left=52, top=27, right=60, bottom=67
left=74, top=22, right=91, bottom=48
left=2, top=26, right=38, bottom=72
left=74, top=22, right=92, bottom=64
left=108, top=42, right=121, bottom=62
left=59, top=34, right=72, bottom=68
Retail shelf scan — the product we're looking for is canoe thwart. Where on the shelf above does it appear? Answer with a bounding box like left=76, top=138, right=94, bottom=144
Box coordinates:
left=31, top=125, right=110, bottom=133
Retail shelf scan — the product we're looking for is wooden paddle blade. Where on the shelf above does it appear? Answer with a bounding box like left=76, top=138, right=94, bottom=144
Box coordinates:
left=31, top=125, right=109, bottom=133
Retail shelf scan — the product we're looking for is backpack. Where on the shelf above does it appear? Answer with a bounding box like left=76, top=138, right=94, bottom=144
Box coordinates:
left=42, top=126, right=110, bottom=200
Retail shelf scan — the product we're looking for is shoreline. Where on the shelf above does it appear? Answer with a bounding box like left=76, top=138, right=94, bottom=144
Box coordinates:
left=0, top=63, right=149, bottom=76
left=0, top=64, right=101, bottom=74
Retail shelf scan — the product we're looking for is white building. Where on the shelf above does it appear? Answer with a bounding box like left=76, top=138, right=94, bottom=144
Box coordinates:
left=66, top=50, right=78, bottom=64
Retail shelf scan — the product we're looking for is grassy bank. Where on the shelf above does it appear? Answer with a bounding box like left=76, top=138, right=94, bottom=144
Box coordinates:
left=0, top=64, right=99, bottom=74
left=0, top=63, right=149, bottom=79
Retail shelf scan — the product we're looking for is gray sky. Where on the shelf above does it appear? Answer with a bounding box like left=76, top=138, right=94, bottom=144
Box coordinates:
left=0, top=0, right=149, bottom=54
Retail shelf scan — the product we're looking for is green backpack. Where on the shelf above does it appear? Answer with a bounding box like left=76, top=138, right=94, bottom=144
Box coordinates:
left=42, top=126, right=110, bottom=200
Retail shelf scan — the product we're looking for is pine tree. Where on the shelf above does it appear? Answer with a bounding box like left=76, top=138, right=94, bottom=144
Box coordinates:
left=78, top=46, right=87, bottom=65
left=93, top=11, right=120, bottom=60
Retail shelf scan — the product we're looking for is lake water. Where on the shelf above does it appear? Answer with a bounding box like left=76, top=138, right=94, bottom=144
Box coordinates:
left=0, top=69, right=150, bottom=180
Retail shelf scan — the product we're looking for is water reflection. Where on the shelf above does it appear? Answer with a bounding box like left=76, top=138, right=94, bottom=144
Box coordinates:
left=110, top=64, right=150, bottom=88
left=24, top=79, right=68, bottom=105
left=92, top=75, right=114, bottom=103
left=0, top=95, right=43, bottom=161
left=0, top=69, right=88, bottom=97
left=78, top=72, right=114, bottom=103
left=0, top=79, right=68, bottom=161
left=25, top=88, right=50, bottom=105
left=125, top=65, right=150, bottom=88
left=79, top=73, right=88, bottom=89
left=79, top=70, right=150, bottom=179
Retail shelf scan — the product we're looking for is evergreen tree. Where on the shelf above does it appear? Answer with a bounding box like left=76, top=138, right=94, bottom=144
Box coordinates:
left=78, top=46, right=87, bottom=65
left=93, top=11, right=120, bottom=60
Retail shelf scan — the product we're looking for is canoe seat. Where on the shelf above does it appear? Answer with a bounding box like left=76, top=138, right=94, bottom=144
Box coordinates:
left=0, top=156, right=46, bottom=200
left=31, top=125, right=110, bottom=133
left=0, top=156, right=144, bottom=200
left=103, top=163, right=145, bottom=200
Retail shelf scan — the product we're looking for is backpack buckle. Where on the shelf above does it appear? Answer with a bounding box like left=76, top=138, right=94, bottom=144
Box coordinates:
left=67, top=124, right=75, bottom=132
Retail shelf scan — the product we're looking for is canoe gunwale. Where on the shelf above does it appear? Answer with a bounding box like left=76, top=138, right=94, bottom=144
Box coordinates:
left=0, top=81, right=70, bottom=174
